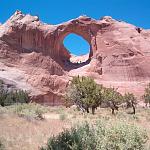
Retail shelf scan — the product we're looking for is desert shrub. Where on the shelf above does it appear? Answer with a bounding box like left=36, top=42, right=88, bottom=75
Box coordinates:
left=13, top=90, right=29, bottom=104
left=0, top=81, right=29, bottom=106
left=0, top=106, right=7, bottom=115
left=12, top=103, right=47, bottom=119
left=0, top=80, right=4, bottom=85
left=41, top=120, right=148, bottom=150
left=123, top=92, right=137, bottom=114
left=65, top=76, right=103, bottom=114
left=0, top=82, right=8, bottom=106
left=6, top=90, right=29, bottom=106
left=59, top=113, right=67, bottom=121
left=0, top=140, right=4, bottom=150
left=102, top=87, right=123, bottom=114
left=143, top=83, right=150, bottom=107
left=65, top=76, right=126, bottom=115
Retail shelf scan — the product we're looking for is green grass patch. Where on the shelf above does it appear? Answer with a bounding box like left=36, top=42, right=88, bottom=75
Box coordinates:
left=0, top=103, right=48, bottom=120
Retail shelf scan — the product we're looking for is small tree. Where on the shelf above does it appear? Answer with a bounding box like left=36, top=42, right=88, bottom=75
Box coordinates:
left=0, top=139, right=5, bottom=150
left=14, top=90, right=29, bottom=103
left=65, top=76, right=102, bottom=114
left=0, top=83, right=8, bottom=106
left=123, top=93, right=137, bottom=114
left=143, top=83, right=150, bottom=107
left=0, top=80, right=29, bottom=106
left=102, top=87, right=123, bottom=115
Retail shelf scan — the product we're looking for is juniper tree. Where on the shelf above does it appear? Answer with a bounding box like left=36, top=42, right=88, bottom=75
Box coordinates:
left=65, top=76, right=102, bottom=114
left=123, top=92, right=137, bottom=114
left=102, top=87, right=123, bottom=115
left=0, top=80, right=29, bottom=106
left=0, top=82, right=8, bottom=106
left=143, top=83, right=150, bottom=107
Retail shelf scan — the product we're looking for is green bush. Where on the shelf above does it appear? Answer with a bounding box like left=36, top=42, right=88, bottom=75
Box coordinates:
left=0, top=140, right=4, bottom=150
left=0, top=80, right=4, bottom=85
left=102, top=87, right=123, bottom=115
left=41, top=120, right=148, bottom=150
left=59, top=113, right=67, bottom=121
left=65, top=76, right=103, bottom=114
left=0, top=81, right=29, bottom=106
left=123, top=92, right=137, bottom=114
left=0, top=103, right=47, bottom=119
left=13, top=103, right=47, bottom=119
left=143, top=83, right=150, bottom=107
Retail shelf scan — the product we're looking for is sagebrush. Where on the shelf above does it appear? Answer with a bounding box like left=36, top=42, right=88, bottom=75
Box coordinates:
left=41, top=119, right=148, bottom=150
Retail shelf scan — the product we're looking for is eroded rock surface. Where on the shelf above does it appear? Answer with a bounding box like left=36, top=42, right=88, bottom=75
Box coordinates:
left=0, top=11, right=150, bottom=105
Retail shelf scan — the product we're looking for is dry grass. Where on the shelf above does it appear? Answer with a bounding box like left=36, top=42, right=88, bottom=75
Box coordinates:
left=0, top=104, right=150, bottom=150
left=0, top=114, right=69, bottom=150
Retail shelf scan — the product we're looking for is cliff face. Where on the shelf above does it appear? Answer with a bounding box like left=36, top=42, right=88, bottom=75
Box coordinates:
left=0, top=11, right=150, bottom=104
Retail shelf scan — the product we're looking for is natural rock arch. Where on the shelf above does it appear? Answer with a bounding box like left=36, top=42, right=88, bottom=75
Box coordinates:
left=0, top=12, right=101, bottom=66
left=2, top=12, right=150, bottom=105
left=52, top=16, right=99, bottom=62
left=63, top=33, right=90, bottom=56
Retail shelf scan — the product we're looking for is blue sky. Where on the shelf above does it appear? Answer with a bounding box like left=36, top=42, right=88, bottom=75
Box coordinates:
left=0, top=0, right=150, bottom=55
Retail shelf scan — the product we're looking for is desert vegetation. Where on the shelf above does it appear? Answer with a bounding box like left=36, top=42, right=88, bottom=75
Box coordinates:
left=0, top=140, right=4, bottom=150
left=65, top=76, right=139, bottom=115
left=0, top=103, right=47, bottom=120
left=65, top=76, right=102, bottom=114
left=41, top=119, right=148, bottom=150
left=39, top=76, right=150, bottom=150
left=0, top=104, right=150, bottom=149
left=143, top=83, right=150, bottom=107
left=1, top=77, right=150, bottom=149
left=0, top=80, right=29, bottom=106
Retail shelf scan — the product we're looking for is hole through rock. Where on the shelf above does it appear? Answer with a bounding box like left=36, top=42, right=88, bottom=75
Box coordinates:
left=63, top=33, right=90, bottom=63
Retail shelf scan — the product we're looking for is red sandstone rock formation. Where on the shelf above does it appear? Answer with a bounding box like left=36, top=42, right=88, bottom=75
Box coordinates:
left=0, top=11, right=150, bottom=105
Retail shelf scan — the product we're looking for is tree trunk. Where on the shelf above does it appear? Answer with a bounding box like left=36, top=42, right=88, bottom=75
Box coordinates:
left=111, top=102, right=118, bottom=115
left=145, top=103, right=148, bottom=108
left=132, top=103, right=136, bottom=114
left=114, top=104, right=119, bottom=111
left=86, top=107, right=89, bottom=113
left=111, top=108, right=115, bottom=115
left=126, top=101, right=131, bottom=109
left=92, top=107, right=95, bottom=115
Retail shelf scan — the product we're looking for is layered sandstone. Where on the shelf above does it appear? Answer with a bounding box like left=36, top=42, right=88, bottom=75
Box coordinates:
left=0, top=11, right=150, bottom=105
